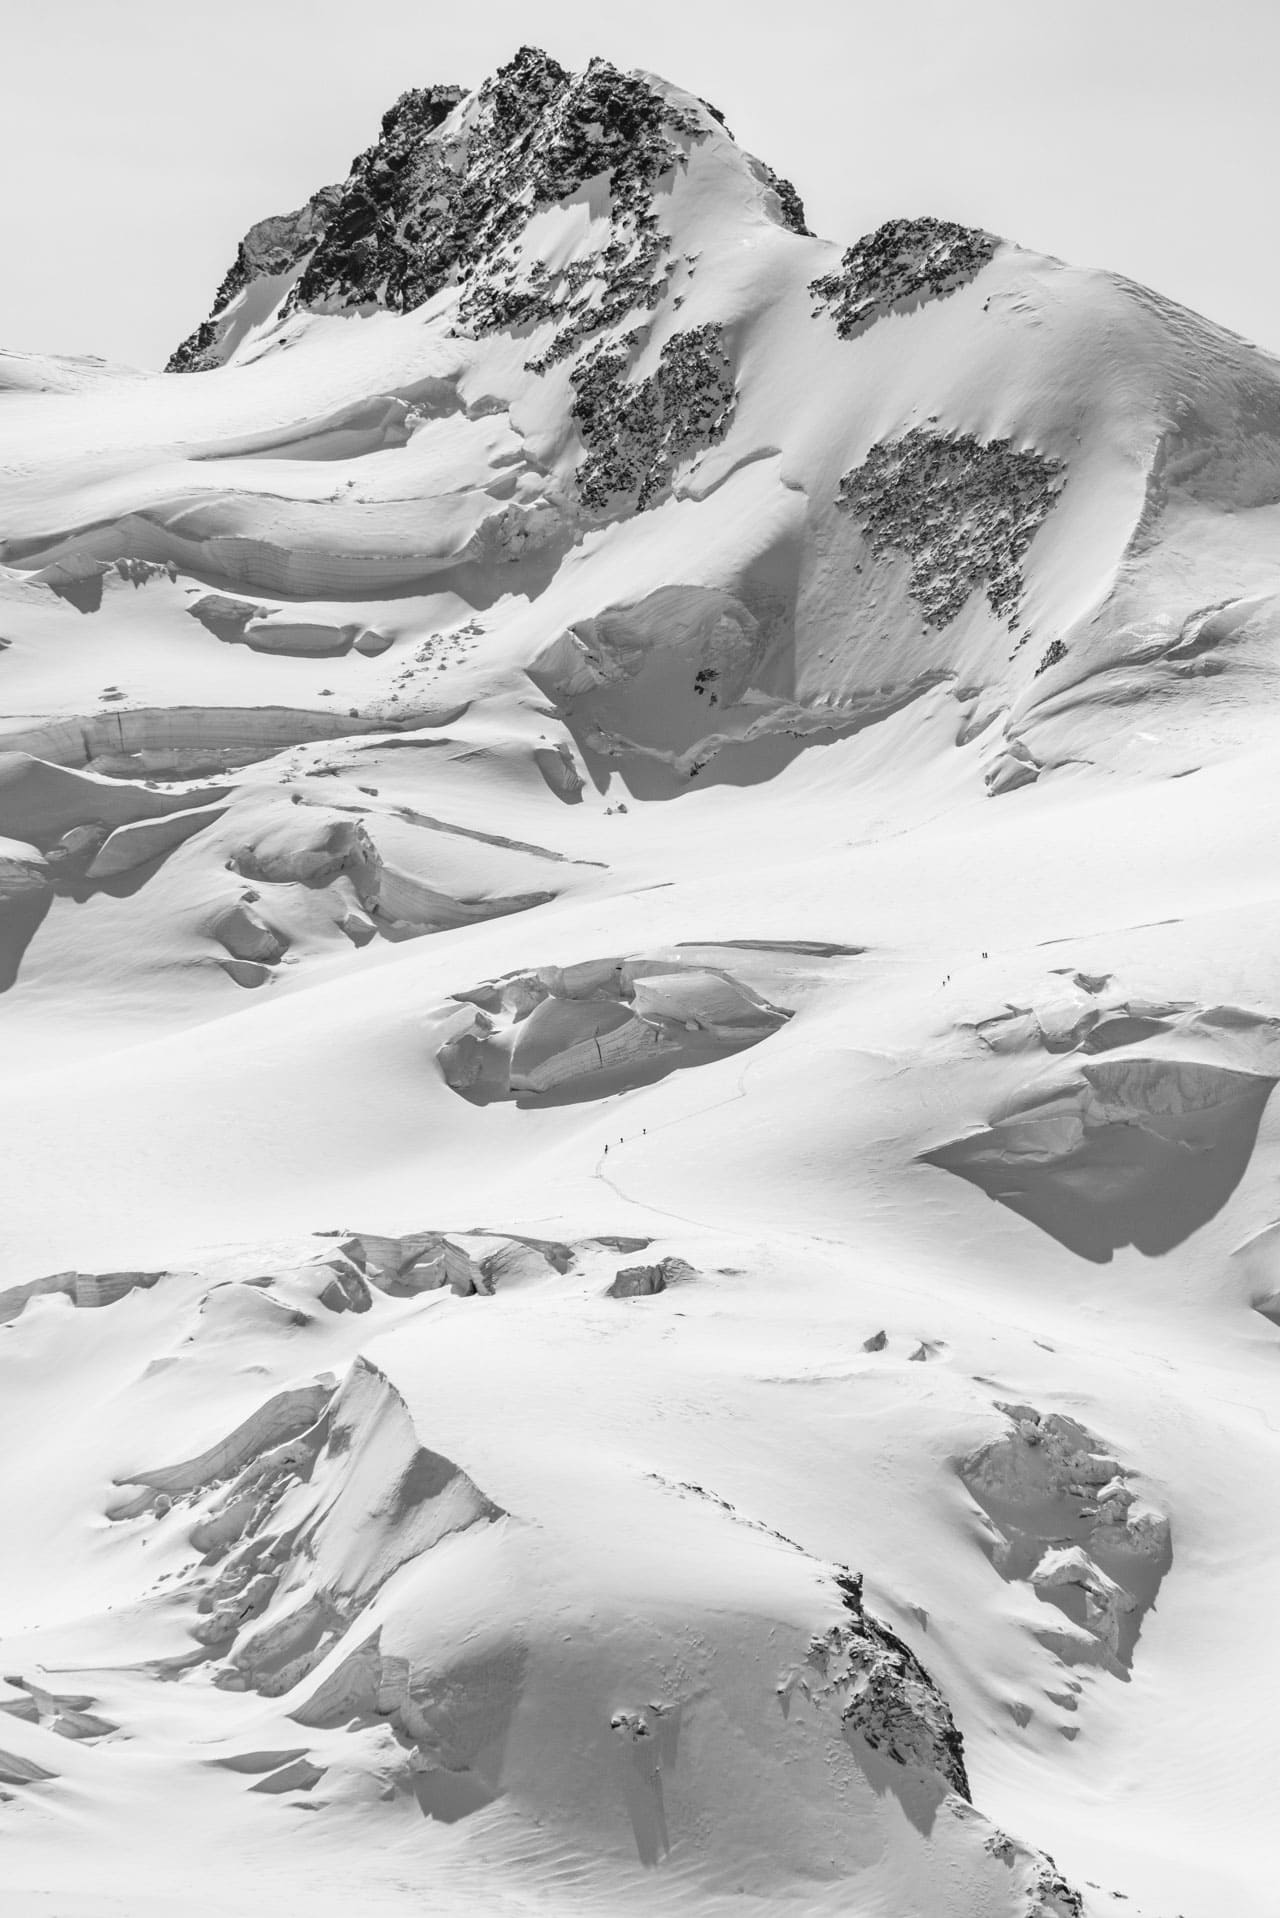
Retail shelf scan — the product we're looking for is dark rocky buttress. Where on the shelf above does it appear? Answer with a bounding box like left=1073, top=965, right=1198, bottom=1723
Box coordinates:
left=289, top=47, right=709, bottom=336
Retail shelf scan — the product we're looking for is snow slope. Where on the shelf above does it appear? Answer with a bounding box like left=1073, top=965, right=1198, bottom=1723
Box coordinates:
left=3, top=45, right=1279, bottom=1918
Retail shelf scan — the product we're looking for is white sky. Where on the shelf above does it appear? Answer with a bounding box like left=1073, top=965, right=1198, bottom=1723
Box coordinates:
left=3, top=0, right=1276, bottom=368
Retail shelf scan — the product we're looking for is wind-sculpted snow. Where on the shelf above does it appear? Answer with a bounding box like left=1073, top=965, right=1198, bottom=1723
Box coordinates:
left=0, top=1207, right=1194, bottom=1912
left=0, top=720, right=591, bottom=1006
left=172, top=1361, right=502, bottom=1692
left=810, top=217, right=1000, bottom=339
left=0, top=707, right=438, bottom=773
left=0, top=839, right=47, bottom=898
left=85, top=800, right=230, bottom=878
left=1, top=485, right=569, bottom=605
left=925, top=1055, right=1275, bottom=1262
left=0, top=1677, right=117, bottom=1751
left=0, top=1266, right=168, bottom=1323
left=528, top=582, right=917, bottom=796
left=116, top=1380, right=335, bottom=1502
left=967, top=969, right=1191, bottom=1057
left=220, top=795, right=561, bottom=962
left=838, top=428, right=1067, bottom=629
left=438, top=949, right=791, bottom=1103
left=0, top=1223, right=1117, bottom=1910
left=0, top=752, right=229, bottom=842
left=959, top=1405, right=1171, bottom=1672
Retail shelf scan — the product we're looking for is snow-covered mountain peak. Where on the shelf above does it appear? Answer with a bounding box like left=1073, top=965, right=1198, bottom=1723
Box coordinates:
left=4, top=45, right=1280, bottom=1918
left=168, top=47, right=807, bottom=375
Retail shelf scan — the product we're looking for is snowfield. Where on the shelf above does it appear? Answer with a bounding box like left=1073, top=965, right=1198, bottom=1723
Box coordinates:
left=2, top=46, right=1278, bottom=1918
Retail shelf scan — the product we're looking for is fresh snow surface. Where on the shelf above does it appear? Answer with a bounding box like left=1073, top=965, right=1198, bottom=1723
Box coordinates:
left=2, top=47, right=1279, bottom=1918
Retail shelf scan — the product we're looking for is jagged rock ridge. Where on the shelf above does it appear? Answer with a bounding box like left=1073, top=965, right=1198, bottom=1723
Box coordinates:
left=167, top=47, right=807, bottom=376
left=781, top=1571, right=972, bottom=1799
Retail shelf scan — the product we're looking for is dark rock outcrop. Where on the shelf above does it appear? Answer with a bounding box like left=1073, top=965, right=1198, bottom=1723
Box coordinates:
left=751, top=158, right=810, bottom=236
left=292, top=50, right=701, bottom=322
left=810, top=216, right=998, bottom=339
left=608, top=1263, right=667, bottom=1298
left=606, top=1255, right=695, bottom=1297
left=167, top=49, right=811, bottom=378
left=782, top=1571, right=971, bottom=1799
left=167, top=49, right=749, bottom=374
left=167, top=185, right=343, bottom=371
left=570, top=324, right=736, bottom=512
left=837, top=427, right=1066, bottom=629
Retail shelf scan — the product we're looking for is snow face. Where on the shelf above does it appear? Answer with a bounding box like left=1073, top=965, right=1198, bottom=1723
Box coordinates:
left=3, top=40, right=1280, bottom=1918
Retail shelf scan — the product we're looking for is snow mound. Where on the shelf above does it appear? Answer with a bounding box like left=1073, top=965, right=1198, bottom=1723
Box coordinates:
left=438, top=949, right=791, bottom=1103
